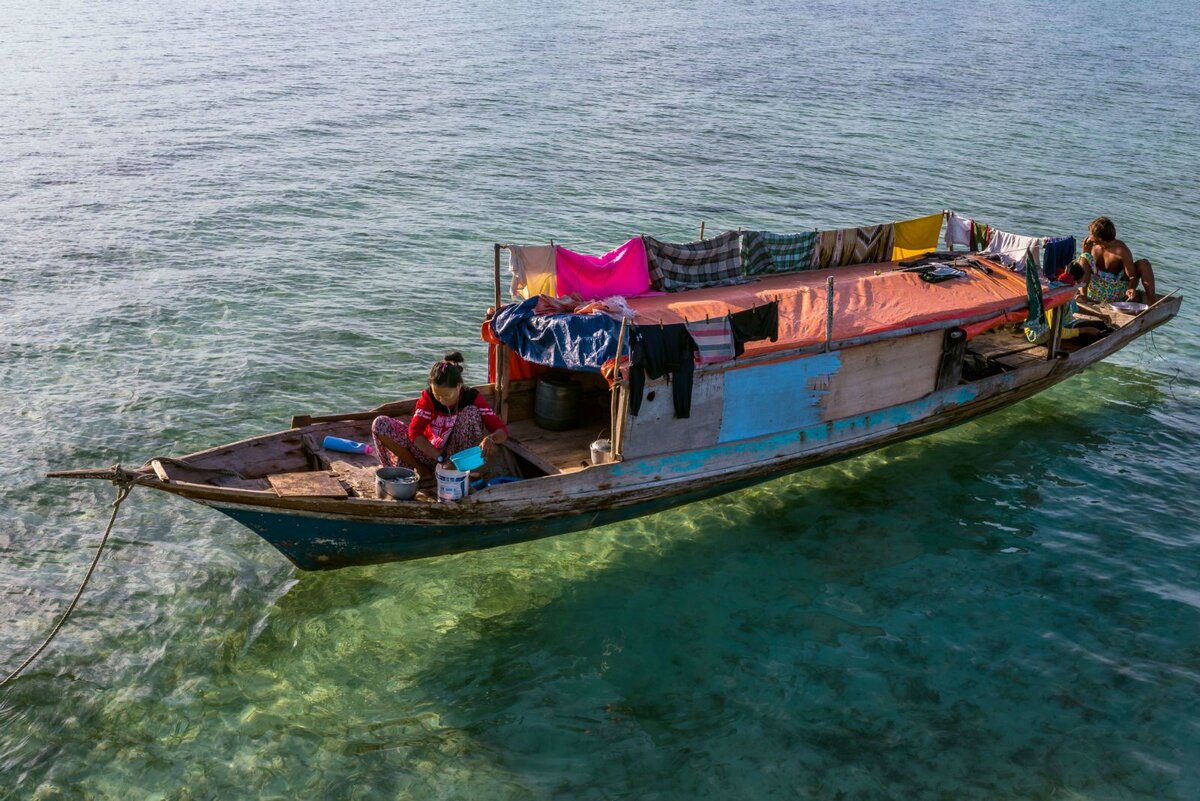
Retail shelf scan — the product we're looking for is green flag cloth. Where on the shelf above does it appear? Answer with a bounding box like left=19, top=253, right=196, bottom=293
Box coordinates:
left=1023, top=245, right=1049, bottom=344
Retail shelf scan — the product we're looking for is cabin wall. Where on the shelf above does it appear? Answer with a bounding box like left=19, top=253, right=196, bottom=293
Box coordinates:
left=621, top=331, right=943, bottom=459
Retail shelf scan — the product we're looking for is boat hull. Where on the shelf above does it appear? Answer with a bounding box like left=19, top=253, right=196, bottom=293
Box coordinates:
left=78, top=295, right=1180, bottom=570
left=206, top=481, right=754, bottom=570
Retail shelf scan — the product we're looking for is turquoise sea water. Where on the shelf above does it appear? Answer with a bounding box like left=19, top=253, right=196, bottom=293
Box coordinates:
left=2, top=0, right=1199, bottom=797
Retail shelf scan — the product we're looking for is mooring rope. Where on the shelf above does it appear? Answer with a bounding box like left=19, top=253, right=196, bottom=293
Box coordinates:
left=0, top=466, right=140, bottom=690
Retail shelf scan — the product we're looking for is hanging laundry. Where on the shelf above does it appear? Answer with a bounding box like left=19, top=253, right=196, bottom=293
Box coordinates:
left=490, top=296, right=626, bottom=372
left=848, top=223, right=895, bottom=265
left=741, top=231, right=818, bottom=275
left=554, top=237, right=651, bottom=300
left=1041, top=236, right=1076, bottom=280
left=508, top=244, right=557, bottom=299
left=644, top=231, right=744, bottom=292
left=684, top=315, right=736, bottom=365
left=944, top=211, right=973, bottom=250
left=971, top=221, right=990, bottom=252
left=984, top=228, right=1042, bottom=272
left=730, top=301, right=780, bottom=356
left=810, top=229, right=844, bottom=270
left=1023, top=246, right=1049, bottom=344
left=629, top=323, right=696, bottom=419
left=892, top=213, right=943, bottom=261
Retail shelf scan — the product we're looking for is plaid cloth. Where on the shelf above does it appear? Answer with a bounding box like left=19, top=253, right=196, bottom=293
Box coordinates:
left=644, top=231, right=745, bottom=292
left=683, top=315, right=735, bottom=364
left=741, top=230, right=818, bottom=275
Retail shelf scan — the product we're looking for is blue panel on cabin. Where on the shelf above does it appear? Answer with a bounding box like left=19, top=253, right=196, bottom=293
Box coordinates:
left=717, top=353, right=841, bottom=444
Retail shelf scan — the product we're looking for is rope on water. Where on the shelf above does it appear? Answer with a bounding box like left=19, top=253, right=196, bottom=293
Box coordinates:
left=0, top=466, right=140, bottom=690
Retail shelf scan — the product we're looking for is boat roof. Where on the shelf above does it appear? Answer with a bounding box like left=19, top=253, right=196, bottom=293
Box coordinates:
left=626, top=257, right=1074, bottom=355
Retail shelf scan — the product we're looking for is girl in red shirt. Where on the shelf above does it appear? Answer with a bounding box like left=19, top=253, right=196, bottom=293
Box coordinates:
left=372, top=352, right=508, bottom=477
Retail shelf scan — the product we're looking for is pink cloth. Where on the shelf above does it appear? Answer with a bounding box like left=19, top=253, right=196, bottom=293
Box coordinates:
left=554, top=237, right=651, bottom=300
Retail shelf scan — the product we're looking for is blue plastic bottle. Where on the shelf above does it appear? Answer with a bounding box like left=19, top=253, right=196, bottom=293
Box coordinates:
left=323, top=435, right=374, bottom=455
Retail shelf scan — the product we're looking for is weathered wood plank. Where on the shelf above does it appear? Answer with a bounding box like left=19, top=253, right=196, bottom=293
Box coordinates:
left=267, top=472, right=348, bottom=498
left=823, top=331, right=941, bottom=421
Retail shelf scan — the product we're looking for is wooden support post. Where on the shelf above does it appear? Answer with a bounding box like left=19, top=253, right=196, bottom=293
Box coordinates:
left=610, top=317, right=629, bottom=456
left=824, top=276, right=835, bottom=352
left=492, top=243, right=511, bottom=420
left=1047, top=305, right=1064, bottom=360
left=699, top=221, right=705, bottom=240
left=493, top=243, right=502, bottom=309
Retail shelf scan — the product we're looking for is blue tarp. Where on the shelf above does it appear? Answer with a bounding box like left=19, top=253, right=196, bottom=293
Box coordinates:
left=490, top=297, right=628, bottom=372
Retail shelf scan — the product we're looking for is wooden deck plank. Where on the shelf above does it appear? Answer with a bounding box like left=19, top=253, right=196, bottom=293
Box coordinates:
left=267, top=471, right=348, bottom=498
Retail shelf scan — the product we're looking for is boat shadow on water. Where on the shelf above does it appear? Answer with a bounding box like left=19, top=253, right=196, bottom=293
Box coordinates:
left=226, top=402, right=1178, bottom=796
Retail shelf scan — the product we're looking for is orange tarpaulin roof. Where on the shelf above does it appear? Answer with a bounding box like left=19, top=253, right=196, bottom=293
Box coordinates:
left=627, top=258, right=1074, bottom=356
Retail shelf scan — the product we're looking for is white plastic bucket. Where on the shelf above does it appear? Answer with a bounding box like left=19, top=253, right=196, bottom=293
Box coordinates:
left=435, top=464, right=470, bottom=502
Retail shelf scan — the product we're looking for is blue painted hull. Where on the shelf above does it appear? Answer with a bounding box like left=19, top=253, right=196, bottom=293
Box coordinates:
left=210, top=481, right=754, bottom=570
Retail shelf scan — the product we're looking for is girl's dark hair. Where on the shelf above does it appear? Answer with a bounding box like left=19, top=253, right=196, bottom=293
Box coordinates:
left=429, top=351, right=465, bottom=387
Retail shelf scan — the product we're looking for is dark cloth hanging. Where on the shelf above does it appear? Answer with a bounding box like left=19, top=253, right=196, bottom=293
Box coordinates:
left=730, top=301, right=780, bottom=356
left=1041, top=235, right=1076, bottom=280
left=629, top=323, right=696, bottom=419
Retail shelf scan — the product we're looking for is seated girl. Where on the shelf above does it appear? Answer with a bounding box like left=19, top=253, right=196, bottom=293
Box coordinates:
left=371, top=352, right=508, bottom=479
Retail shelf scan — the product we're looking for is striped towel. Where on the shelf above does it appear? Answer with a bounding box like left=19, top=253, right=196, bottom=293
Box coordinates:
left=810, top=224, right=895, bottom=269
left=644, top=231, right=745, bottom=292
left=741, top=230, right=818, bottom=275
left=848, top=223, right=895, bottom=265
left=684, top=315, right=736, bottom=364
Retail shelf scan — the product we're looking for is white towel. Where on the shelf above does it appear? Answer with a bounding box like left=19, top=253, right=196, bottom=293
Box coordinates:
left=984, top=229, right=1041, bottom=272
left=508, top=244, right=557, bottom=299
left=944, top=211, right=973, bottom=250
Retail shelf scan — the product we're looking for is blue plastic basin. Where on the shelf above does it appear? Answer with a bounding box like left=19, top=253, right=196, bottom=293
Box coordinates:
left=449, top=446, right=485, bottom=471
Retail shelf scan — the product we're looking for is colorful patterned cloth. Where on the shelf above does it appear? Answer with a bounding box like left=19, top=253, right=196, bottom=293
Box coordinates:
left=683, top=315, right=736, bottom=364
left=810, top=224, right=894, bottom=268
left=1087, top=268, right=1128, bottom=303
left=740, top=230, right=818, bottom=275
left=849, top=223, right=895, bottom=264
left=810, top=229, right=844, bottom=270
left=644, top=231, right=744, bottom=292
left=371, top=405, right=487, bottom=468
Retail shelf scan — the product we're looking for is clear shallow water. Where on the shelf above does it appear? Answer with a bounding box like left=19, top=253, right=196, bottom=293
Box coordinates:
left=2, top=0, right=1199, bottom=797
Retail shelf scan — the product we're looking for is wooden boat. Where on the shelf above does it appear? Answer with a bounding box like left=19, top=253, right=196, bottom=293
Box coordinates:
left=50, top=249, right=1181, bottom=570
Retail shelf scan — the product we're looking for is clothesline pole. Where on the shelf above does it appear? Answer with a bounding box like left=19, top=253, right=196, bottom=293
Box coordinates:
left=611, top=316, right=629, bottom=459
left=492, top=243, right=502, bottom=308
left=824, top=276, right=835, bottom=352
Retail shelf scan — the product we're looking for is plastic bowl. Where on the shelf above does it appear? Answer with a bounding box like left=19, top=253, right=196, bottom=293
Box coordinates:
left=376, top=466, right=419, bottom=500
left=449, top=446, right=485, bottom=472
